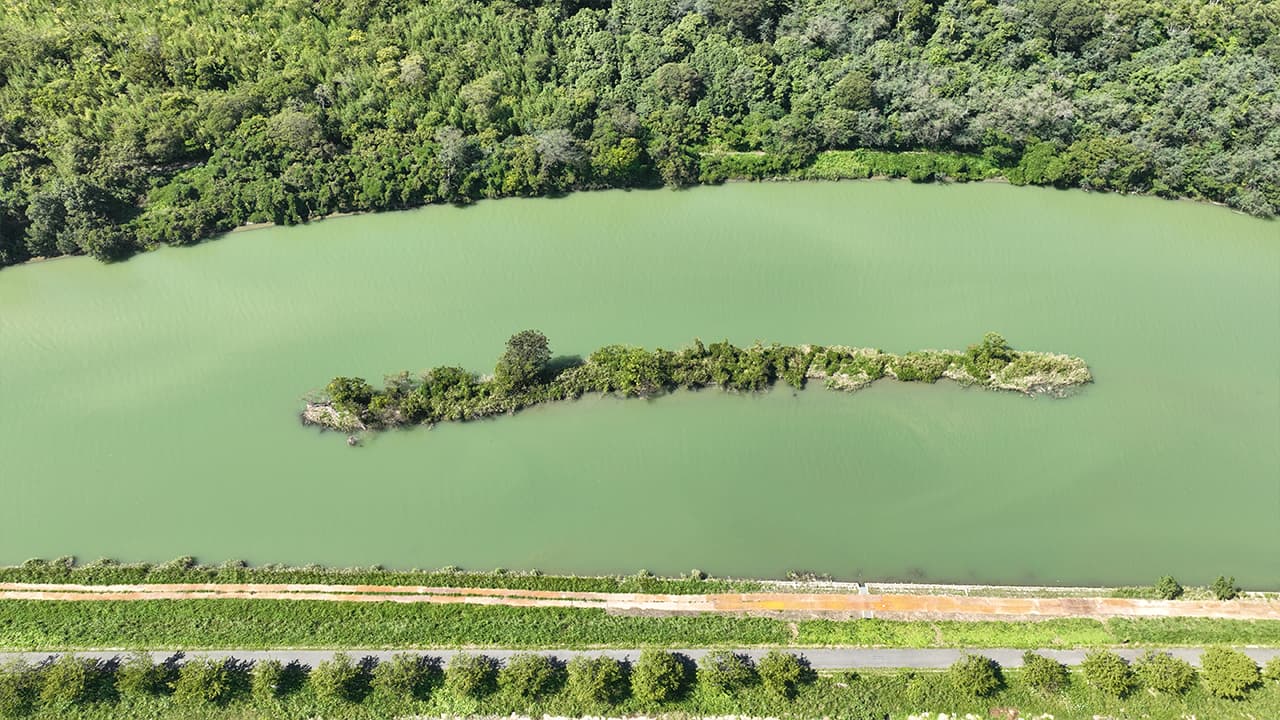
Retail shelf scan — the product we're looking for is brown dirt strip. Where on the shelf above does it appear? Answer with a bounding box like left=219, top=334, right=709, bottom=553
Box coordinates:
left=0, top=584, right=1277, bottom=621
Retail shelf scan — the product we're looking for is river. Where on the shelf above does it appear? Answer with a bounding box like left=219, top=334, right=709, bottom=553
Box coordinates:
left=1, top=182, right=1276, bottom=587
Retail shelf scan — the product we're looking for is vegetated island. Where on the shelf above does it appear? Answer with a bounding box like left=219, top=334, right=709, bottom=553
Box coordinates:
left=302, top=331, right=1090, bottom=434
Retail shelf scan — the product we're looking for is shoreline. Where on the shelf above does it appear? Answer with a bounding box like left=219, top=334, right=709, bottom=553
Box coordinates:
left=3, top=170, right=1257, bottom=272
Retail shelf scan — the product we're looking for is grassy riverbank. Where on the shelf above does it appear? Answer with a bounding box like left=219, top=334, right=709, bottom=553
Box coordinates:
left=3, top=601, right=1279, bottom=650
left=309, top=332, right=1090, bottom=434
left=0, top=558, right=756, bottom=594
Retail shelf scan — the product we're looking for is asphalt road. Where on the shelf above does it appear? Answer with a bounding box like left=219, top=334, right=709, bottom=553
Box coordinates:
left=2, top=647, right=1277, bottom=669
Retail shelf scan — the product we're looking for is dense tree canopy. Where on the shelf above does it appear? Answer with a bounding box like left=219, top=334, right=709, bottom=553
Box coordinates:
left=0, top=0, right=1275, bottom=268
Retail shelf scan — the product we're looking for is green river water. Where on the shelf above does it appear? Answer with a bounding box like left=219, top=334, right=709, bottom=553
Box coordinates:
left=1, top=182, right=1277, bottom=587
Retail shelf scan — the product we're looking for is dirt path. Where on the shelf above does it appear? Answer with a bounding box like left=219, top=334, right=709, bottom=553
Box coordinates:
left=2, top=583, right=1278, bottom=621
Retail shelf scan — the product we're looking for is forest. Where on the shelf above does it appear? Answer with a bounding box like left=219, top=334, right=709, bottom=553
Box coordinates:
left=0, top=0, right=1276, bottom=268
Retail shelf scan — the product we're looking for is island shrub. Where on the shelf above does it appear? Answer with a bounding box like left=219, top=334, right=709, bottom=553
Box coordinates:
left=173, top=658, right=245, bottom=705
left=948, top=654, right=1003, bottom=697
left=445, top=654, right=499, bottom=699
left=630, top=650, right=688, bottom=704
left=1135, top=652, right=1195, bottom=694
left=565, top=656, right=628, bottom=708
left=0, top=662, right=37, bottom=719
left=1020, top=651, right=1069, bottom=693
left=1212, top=576, right=1241, bottom=600
left=1080, top=650, right=1135, bottom=697
left=697, top=651, right=757, bottom=695
left=498, top=654, right=563, bottom=701
left=494, top=330, right=551, bottom=392
left=1200, top=647, right=1260, bottom=699
left=758, top=650, right=810, bottom=699
left=1156, top=575, right=1184, bottom=600
left=310, top=653, right=371, bottom=703
left=372, top=654, right=441, bottom=700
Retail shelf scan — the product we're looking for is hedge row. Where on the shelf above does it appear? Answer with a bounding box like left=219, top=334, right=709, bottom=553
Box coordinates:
left=2, top=650, right=1278, bottom=719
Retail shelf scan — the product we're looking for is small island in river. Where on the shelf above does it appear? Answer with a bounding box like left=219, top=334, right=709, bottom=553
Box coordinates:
left=302, top=331, right=1091, bottom=435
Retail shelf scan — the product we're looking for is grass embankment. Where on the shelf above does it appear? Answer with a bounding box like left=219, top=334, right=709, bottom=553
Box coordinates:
left=3, top=601, right=1280, bottom=650
left=0, top=558, right=755, bottom=594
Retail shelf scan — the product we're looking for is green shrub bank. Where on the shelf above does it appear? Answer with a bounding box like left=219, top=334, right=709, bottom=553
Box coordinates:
left=0, top=651, right=1278, bottom=720
left=1, top=0, right=1277, bottom=270
left=0, top=557, right=753, bottom=594
left=308, top=331, right=1090, bottom=433
left=3, top=601, right=1280, bottom=651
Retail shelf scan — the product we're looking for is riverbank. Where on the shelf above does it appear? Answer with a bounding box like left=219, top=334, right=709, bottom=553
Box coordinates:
left=304, top=332, right=1090, bottom=435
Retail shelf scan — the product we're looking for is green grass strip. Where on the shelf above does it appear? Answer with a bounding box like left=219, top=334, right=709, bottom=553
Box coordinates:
left=3, top=601, right=1280, bottom=650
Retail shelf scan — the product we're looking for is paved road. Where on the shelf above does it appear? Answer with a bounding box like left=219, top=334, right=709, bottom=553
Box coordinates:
left=3, top=648, right=1277, bottom=669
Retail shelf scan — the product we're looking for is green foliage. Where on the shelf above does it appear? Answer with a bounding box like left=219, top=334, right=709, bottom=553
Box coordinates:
left=565, top=656, right=628, bottom=707
left=114, top=652, right=169, bottom=697
left=38, top=655, right=97, bottom=708
left=0, top=662, right=37, bottom=719
left=1156, top=575, right=1185, bottom=600
left=630, top=650, right=688, bottom=704
left=315, top=333, right=1090, bottom=433
left=494, top=330, right=551, bottom=392
left=1200, top=647, right=1261, bottom=699
left=1021, top=651, right=1069, bottom=693
left=172, top=658, right=241, bottom=705
left=0, top=557, right=756, bottom=594
left=1263, top=656, right=1280, bottom=682
left=498, top=654, right=562, bottom=701
left=1081, top=650, right=1136, bottom=697
left=1213, top=576, right=1241, bottom=600
left=250, top=659, right=283, bottom=703
left=0, top=0, right=1274, bottom=271
left=373, top=654, right=440, bottom=700
left=325, top=376, right=375, bottom=414
left=1, top=654, right=1280, bottom=718
left=1136, top=651, right=1195, bottom=694
left=445, top=653, right=498, bottom=699
left=310, top=653, right=369, bottom=703
left=757, top=651, right=808, bottom=699
left=697, top=651, right=757, bottom=695
left=948, top=654, right=1003, bottom=697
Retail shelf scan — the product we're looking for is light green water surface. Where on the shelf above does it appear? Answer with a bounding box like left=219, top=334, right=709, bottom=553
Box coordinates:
left=1, top=182, right=1276, bottom=586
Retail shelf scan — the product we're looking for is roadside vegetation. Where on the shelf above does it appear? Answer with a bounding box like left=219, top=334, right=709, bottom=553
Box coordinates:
left=3, top=601, right=1280, bottom=650
left=1, top=0, right=1276, bottom=269
left=306, top=331, right=1091, bottom=433
left=0, top=557, right=754, bottom=594
left=0, top=649, right=1277, bottom=719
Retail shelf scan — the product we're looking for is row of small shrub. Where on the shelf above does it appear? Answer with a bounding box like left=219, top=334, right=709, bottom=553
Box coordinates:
left=0, top=557, right=752, bottom=594
left=1112, top=575, right=1244, bottom=601
left=0, top=650, right=811, bottom=717
left=1031, top=648, right=1279, bottom=700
